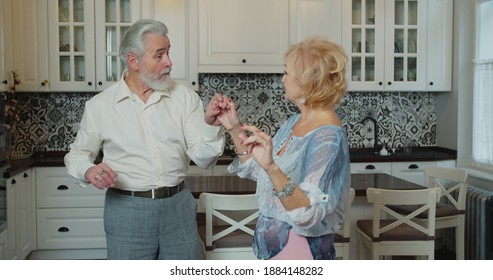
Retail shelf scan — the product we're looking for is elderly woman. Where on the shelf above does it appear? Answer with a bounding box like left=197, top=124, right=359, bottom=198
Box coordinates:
left=218, top=36, right=351, bottom=260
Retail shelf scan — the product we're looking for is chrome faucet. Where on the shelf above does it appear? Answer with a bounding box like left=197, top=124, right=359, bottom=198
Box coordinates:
left=361, top=116, right=380, bottom=154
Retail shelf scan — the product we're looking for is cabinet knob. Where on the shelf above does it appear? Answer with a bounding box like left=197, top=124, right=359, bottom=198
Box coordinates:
left=2, top=80, right=7, bottom=84
left=429, top=81, right=434, bottom=86
left=191, top=81, right=196, bottom=86
left=98, top=81, right=103, bottom=86
left=23, top=172, right=28, bottom=178
left=41, top=81, right=46, bottom=86
left=88, top=81, right=93, bottom=86
left=387, top=81, right=392, bottom=86
left=365, top=165, right=376, bottom=170
left=57, top=185, right=69, bottom=190
left=408, top=164, right=419, bottom=169
left=378, top=81, right=383, bottom=86
left=11, top=179, right=16, bottom=184
left=242, top=59, right=247, bottom=63
left=58, top=227, right=70, bottom=233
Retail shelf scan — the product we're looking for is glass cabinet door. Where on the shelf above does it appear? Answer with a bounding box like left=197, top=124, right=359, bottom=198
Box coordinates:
left=49, top=0, right=95, bottom=91
left=350, top=0, right=377, bottom=83
left=385, top=0, right=426, bottom=90
left=95, top=0, right=139, bottom=91
left=344, top=0, right=426, bottom=91
left=389, top=0, right=419, bottom=84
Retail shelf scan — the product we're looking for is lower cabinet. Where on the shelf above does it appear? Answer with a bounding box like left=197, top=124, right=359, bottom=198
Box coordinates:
left=391, top=160, right=456, bottom=186
left=34, top=167, right=106, bottom=259
left=0, top=229, right=6, bottom=259
left=351, top=162, right=392, bottom=174
left=351, top=160, right=457, bottom=186
left=391, top=161, right=436, bottom=186
left=187, top=165, right=233, bottom=176
left=6, top=169, right=35, bottom=260
left=36, top=208, right=105, bottom=250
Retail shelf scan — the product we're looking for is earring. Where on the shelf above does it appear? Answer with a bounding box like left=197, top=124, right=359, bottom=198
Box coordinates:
left=300, top=98, right=306, bottom=105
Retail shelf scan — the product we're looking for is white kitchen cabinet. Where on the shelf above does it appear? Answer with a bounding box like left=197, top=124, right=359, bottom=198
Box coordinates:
left=0, top=0, right=13, bottom=92
left=425, top=0, right=453, bottom=91
left=37, top=208, right=106, bottom=250
left=212, top=165, right=231, bottom=176
left=193, top=0, right=290, bottom=73
left=11, top=0, right=50, bottom=92
left=187, top=165, right=213, bottom=176
left=47, top=0, right=142, bottom=91
left=143, top=0, right=198, bottom=90
left=290, top=0, right=343, bottom=45
left=35, top=167, right=106, bottom=253
left=391, top=161, right=435, bottom=186
left=343, top=0, right=437, bottom=92
left=6, top=169, right=35, bottom=260
left=351, top=162, right=392, bottom=174
left=0, top=229, right=6, bottom=259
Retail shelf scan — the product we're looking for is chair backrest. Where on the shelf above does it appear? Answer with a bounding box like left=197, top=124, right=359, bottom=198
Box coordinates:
left=336, top=188, right=356, bottom=240
left=199, top=193, right=259, bottom=248
left=366, top=188, right=439, bottom=239
left=425, top=166, right=468, bottom=211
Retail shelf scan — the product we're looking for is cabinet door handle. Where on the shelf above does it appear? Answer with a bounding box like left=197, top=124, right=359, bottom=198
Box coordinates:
left=387, top=81, right=392, bottom=86
left=98, top=81, right=103, bottom=86
left=58, top=227, right=70, bottom=233
left=88, top=81, right=93, bottom=86
left=378, top=81, right=383, bottom=85
left=241, top=59, right=247, bottom=63
left=429, top=81, right=434, bottom=86
left=408, top=164, right=419, bottom=169
left=2, top=80, right=7, bottom=84
left=365, top=165, right=376, bottom=170
left=23, top=172, right=28, bottom=178
left=11, top=179, right=16, bottom=184
left=57, top=185, right=69, bottom=190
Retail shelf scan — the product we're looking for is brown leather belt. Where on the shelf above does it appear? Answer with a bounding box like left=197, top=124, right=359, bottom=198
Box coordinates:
left=110, top=181, right=185, bottom=199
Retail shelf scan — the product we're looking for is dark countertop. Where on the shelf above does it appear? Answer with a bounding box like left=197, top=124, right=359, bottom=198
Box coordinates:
left=3, top=146, right=456, bottom=178
left=186, top=173, right=424, bottom=197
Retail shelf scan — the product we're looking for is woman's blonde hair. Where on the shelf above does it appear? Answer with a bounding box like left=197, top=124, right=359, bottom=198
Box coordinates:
left=285, top=36, right=347, bottom=108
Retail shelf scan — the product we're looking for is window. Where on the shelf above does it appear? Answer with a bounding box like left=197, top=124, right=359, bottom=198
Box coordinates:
left=472, top=0, right=493, bottom=170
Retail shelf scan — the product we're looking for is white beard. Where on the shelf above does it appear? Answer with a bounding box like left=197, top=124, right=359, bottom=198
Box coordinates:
left=139, top=68, right=172, bottom=91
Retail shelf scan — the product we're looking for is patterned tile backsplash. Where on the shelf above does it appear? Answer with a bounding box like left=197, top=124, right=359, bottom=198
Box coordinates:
left=8, top=73, right=436, bottom=153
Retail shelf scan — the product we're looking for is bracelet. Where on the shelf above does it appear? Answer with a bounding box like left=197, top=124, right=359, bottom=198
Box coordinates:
left=273, top=176, right=296, bottom=200
left=234, top=148, right=248, bottom=156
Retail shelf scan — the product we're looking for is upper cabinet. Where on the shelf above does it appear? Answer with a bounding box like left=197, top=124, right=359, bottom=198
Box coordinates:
left=342, top=0, right=452, bottom=92
left=193, top=0, right=290, bottom=73
left=143, top=0, right=198, bottom=90
left=425, top=0, right=453, bottom=91
left=290, top=0, right=343, bottom=45
left=0, top=0, right=13, bottom=92
left=11, top=0, right=50, bottom=92
left=48, top=0, right=141, bottom=92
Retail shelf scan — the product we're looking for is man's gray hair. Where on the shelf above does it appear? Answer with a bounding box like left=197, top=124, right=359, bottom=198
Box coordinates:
left=119, top=19, right=169, bottom=69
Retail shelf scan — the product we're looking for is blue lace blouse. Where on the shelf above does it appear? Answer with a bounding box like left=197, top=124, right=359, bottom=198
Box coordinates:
left=228, top=114, right=351, bottom=259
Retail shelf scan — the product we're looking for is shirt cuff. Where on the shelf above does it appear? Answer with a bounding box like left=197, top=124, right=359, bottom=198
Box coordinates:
left=202, top=123, right=223, bottom=140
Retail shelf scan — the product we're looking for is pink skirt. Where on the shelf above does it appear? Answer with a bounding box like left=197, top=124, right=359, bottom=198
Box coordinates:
left=269, top=229, right=313, bottom=260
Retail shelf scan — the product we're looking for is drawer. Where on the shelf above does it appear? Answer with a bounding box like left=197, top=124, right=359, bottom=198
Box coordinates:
left=391, top=161, right=435, bottom=186
left=37, top=208, right=106, bottom=250
left=350, top=162, right=392, bottom=174
left=36, top=167, right=106, bottom=208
